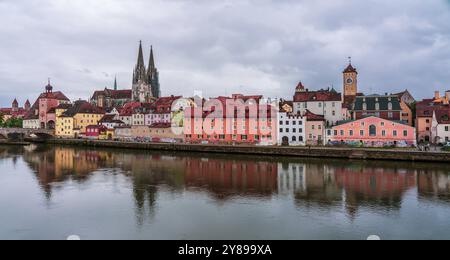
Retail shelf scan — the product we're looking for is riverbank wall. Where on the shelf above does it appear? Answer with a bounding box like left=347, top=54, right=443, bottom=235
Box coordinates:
left=43, top=139, right=450, bottom=163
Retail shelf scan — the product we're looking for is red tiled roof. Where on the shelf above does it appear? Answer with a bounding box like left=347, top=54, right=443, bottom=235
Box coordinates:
left=149, top=123, right=172, bottom=128
left=294, top=89, right=342, bottom=102
left=304, top=110, right=325, bottom=121
left=39, top=91, right=70, bottom=101
left=435, top=110, right=450, bottom=124
left=92, top=88, right=132, bottom=100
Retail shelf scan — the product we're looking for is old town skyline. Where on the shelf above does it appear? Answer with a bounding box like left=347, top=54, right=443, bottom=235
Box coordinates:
left=2, top=0, right=450, bottom=105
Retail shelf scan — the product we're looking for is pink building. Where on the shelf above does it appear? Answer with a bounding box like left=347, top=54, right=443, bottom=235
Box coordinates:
left=327, top=116, right=416, bottom=147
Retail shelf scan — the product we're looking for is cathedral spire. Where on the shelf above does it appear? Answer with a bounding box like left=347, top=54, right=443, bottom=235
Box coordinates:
left=148, top=45, right=155, bottom=70
left=114, top=76, right=118, bottom=90
left=133, top=41, right=147, bottom=84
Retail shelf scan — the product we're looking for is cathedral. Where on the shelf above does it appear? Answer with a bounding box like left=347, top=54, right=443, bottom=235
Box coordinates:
left=132, top=41, right=161, bottom=102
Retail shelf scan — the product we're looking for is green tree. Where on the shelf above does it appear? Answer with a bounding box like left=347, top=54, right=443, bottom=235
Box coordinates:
left=4, top=117, right=23, bottom=128
left=0, top=113, right=4, bottom=127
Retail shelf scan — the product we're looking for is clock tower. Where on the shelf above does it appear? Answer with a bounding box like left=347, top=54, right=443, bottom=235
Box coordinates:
left=343, top=58, right=358, bottom=97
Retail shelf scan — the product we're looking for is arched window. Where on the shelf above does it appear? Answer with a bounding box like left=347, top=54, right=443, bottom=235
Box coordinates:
left=369, top=125, right=377, bottom=136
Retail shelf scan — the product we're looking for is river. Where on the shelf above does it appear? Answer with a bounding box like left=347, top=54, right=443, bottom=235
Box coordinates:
left=0, top=144, right=449, bottom=240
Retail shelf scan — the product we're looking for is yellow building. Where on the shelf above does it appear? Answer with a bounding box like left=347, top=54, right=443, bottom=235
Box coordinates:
left=55, top=101, right=104, bottom=138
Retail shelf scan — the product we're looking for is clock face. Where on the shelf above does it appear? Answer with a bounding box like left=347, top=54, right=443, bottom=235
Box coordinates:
left=346, top=78, right=353, bottom=84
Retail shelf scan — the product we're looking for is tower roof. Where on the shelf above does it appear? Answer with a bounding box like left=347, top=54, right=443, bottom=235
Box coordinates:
left=137, top=41, right=145, bottom=69
left=45, top=78, right=53, bottom=92
left=343, top=63, right=357, bottom=74
left=148, top=45, right=155, bottom=70
left=12, top=98, right=18, bottom=106
left=296, top=81, right=305, bottom=91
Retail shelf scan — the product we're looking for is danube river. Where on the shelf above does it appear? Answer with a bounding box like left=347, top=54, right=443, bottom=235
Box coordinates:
left=0, top=144, right=449, bottom=240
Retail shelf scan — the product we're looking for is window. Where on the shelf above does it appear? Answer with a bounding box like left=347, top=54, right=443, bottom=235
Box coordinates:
left=299, top=136, right=304, bottom=142
left=382, top=130, right=386, bottom=136
left=299, top=121, right=303, bottom=126
left=369, top=125, right=377, bottom=136
left=280, top=129, right=283, bottom=133
left=286, top=129, right=289, bottom=133
left=381, top=122, right=385, bottom=126
left=334, top=130, right=338, bottom=136
left=393, top=130, right=397, bottom=136
left=340, top=130, right=344, bottom=136
left=332, top=111, right=336, bottom=116
left=293, top=129, right=297, bottom=133
left=286, top=121, right=289, bottom=125
left=292, top=136, right=297, bottom=142
left=318, top=103, right=322, bottom=108
left=446, top=126, right=449, bottom=132
left=349, top=130, right=353, bottom=136
left=388, top=102, right=393, bottom=110
left=403, top=130, right=408, bottom=137
left=312, top=125, right=315, bottom=130
left=293, top=121, right=297, bottom=126
left=426, top=119, right=430, bottom=123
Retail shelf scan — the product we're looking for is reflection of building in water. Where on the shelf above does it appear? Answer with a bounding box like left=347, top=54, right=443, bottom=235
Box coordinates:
left=417, top=169, right=450, bottom=201
left=282, top=163, right=342, bottom=207
left=184, top=158, right=278, bottom=199
left=278, top=163, right=306, bottom=194
left=334, top=165, right=417, bottom=217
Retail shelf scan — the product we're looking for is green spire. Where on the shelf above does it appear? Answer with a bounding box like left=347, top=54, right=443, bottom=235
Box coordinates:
left=114, top=76, right=118, bottom=90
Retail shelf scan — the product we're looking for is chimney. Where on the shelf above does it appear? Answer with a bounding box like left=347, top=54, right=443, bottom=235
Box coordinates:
left=435, top=91, right=440, bottom=100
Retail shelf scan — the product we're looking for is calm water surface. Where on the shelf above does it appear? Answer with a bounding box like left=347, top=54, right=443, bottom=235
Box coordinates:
left=0, top=144, right=449, bottom=240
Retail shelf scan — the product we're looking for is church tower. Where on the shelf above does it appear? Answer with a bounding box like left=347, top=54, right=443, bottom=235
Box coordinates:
left=343, top=58, right=358, bottom=97
left=132, top=41, right=152, bottom=102
left=147, top=46, right=161, bottom=98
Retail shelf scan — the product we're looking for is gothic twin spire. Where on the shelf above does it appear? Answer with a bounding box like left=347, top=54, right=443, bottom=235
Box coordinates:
left=133, top=41, right=160, bottom=98
left=133, top=41, right=156, bottom=83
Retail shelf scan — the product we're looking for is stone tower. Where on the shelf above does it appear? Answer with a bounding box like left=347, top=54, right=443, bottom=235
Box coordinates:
left=132, top=41, right=152, bottom=102
left=147, top=46, right=161, bottom=98
left=343, top=59, right=358, bottom=97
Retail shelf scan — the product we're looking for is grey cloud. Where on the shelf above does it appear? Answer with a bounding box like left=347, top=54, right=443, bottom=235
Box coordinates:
left=1, top=0, right=450, bottom=106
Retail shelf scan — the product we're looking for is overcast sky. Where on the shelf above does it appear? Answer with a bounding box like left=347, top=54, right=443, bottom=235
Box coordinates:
left=1, top=0, right=450, bottom=107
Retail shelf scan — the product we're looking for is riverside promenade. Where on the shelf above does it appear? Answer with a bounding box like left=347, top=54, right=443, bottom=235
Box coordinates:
left=43, top=138, right=450, bottom=163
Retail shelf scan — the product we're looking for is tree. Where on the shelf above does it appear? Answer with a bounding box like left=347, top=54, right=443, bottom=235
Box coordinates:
left=0, top=113, right=4, bottom=127
left=4, top=117, right=23, bottom=128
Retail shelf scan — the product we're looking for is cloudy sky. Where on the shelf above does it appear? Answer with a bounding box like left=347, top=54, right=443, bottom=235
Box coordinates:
left=1, top=0, right=450, bottom=107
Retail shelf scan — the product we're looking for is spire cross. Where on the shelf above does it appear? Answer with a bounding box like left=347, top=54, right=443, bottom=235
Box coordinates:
left=348, top=56, right=352, bottom=65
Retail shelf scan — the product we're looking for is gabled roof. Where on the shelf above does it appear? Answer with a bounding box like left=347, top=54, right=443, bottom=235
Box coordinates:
left=434, top=110, right=450, bottom=124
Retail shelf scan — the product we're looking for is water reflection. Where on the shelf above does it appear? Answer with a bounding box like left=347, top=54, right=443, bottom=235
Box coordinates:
left=1, top=145, right=450, bottom=224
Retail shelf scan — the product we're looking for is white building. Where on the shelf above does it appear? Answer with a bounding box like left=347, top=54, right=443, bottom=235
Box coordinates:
left=431, top=110, right=450, bottom=144
left=293, top=82, right=343, bottom=127
left=23, top=118, right=40, bottom=129
left=277, top=111, right=306, bottom=146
